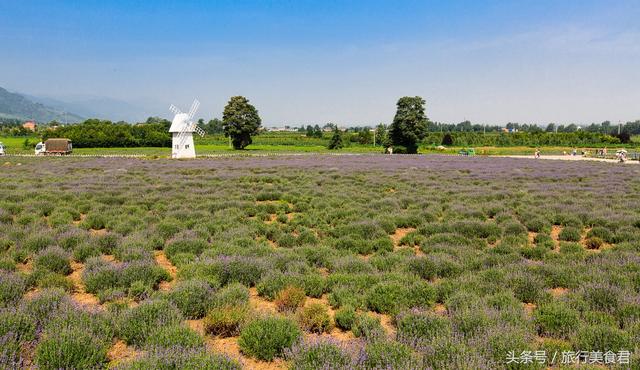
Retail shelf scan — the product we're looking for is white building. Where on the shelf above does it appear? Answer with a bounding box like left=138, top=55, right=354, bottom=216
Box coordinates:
left=169, top=112, right=196, bottom=158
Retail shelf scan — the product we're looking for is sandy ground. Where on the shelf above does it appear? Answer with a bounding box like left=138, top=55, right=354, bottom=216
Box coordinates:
left=501, top=155, right=638, bottom=164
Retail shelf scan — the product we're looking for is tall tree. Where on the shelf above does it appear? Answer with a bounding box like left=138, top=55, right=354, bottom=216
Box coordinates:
left=313, top=124, right=323, bottom=138
left=388, top=96, right=428, bottom=154
left=327, top=126, right=343, bottom=149
left=545, top=123, right=556, bottom=132
left=222, top=96, right=262, bottom=149
left=374, top=123, right=388, bottom=147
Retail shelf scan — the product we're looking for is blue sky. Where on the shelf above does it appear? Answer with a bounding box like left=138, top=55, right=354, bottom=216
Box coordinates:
left=1, top=0, right=639, bottom=125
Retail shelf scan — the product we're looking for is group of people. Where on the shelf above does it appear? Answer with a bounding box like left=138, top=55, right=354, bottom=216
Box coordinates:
left=561, top=148, right=587, bottom=156
left=536, top=146, right=628, bottom=163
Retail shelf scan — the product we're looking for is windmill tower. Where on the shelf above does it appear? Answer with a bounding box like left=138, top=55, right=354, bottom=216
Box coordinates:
left=168, top=99, right=205, bottom=158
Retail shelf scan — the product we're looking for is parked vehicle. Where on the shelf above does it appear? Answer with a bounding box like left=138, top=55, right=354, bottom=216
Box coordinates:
left=0, top=142, right=5, bottom=156
left=458, top=148, right=476, bottom=156
left=35, top=139, right=73, bottom=155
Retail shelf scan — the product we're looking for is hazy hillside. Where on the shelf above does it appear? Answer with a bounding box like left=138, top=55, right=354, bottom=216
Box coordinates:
left=0, top=87, right=83, bottom=123
left=26, top=94, right=158, bottom=122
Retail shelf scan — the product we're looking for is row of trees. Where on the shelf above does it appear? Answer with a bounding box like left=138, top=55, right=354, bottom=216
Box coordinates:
left=7, top=96, right=638, bottom=152
left=323, top=97, right=631, bottom=153
left=42, top=118, right=171, bottom=147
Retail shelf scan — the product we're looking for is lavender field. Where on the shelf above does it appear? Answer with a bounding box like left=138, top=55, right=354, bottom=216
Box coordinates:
left=1, top=155, right=639, bottom=369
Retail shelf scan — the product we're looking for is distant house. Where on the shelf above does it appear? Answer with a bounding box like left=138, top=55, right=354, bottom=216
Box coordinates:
left=23, top=121, right=37, bottom=131
left=267, top=126, right=298, bottom=132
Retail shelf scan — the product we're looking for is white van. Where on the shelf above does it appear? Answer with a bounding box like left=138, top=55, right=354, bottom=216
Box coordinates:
left=0, top=142, right=5, bottom=155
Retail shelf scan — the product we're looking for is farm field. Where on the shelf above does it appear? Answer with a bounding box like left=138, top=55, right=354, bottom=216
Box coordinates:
left=1, top=155, right=639, bottom=369
left=2, top=134, right=640, bottom=157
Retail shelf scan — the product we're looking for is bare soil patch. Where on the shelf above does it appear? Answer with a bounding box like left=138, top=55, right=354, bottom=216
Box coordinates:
left=15, top=260, right=33, bottom=273
left=369, top=312, right=396, bottom=338
left=186, top=319, right=206, bottom=336
left=72, top=213, right=87, bottom=226
left=434, top=303, right=447, bottom=315
left=550, top=226, right=562, bottom=250
left=391, top=227, right=416, bottom=248
left=68, top=261, right=100, bottom=307
left=527, top=231, right=536, bottom=246
left=107, top=340, right=140, bottom=366
left=264, top=214, right=277, bottom=224
left=550, top=287, right=568, bottom=297
left=155, top=250, right=177, bottom=291
left=89, top=228, right=107, bottom=236
left=101, top=254, right=116, bottom=262
left=24, top=289, right=40, bottom=300
left=523, top=303, right=537, bottom=317
left=249, top=287, right=277, bottom=314
left=208, top=336, right=288, bottom=370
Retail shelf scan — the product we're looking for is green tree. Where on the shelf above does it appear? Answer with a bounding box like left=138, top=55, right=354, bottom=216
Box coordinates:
left=357, top=129, right=373, bottom=144
left=327, top=127, right=343, bottom=149
left=222, top=96, right=262, bottom=149
left=313, top=124, right=323, bottom=138
left=389, top=96, right=428, bottom=154
left=374, top=124, right=388, bottom=146
left=305, top=125, right=314, bottom=137
left=203, top=118, right=224, bottom=134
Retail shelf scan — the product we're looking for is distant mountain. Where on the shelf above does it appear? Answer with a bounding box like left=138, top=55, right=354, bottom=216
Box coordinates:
left=26, top=94, right=168, bottom=123
left=26, top=94, right=158, bottom=123
left=0, top=87, right=84, bottom=123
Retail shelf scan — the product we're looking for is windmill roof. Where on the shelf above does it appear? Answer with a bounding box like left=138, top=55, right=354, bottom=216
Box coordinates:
left=169, top=113, right=194, bottom=133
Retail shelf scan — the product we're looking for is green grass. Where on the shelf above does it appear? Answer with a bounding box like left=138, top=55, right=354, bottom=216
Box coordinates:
left=1, top=134, right=638, bottom=157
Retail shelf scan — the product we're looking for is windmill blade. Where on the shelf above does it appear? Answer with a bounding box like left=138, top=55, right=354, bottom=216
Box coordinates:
left=187, top=99, right=200, bottom=120
left=194, top=125, right=206, bottom=137
left=169, top=104, right=183, bottom=115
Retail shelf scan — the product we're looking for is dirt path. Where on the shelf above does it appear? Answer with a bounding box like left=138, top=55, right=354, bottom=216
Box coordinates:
left=68, top=261, right=101, bottom=307
left=154, top=250, right=177, bottom=291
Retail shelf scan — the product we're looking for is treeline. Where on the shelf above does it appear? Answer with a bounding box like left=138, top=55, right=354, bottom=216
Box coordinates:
left=421, top=120, right=640, bottom=135
left=425, top=131, right=622, bottom=147
left=42, top=118, right=171, bottom=148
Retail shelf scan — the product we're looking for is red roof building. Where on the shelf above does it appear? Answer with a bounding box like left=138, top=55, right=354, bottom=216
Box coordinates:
left=23, top=121, right=37, bottom=131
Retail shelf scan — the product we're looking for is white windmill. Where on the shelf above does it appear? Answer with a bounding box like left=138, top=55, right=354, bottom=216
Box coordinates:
left=168, top=99, right=206, bottom=158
